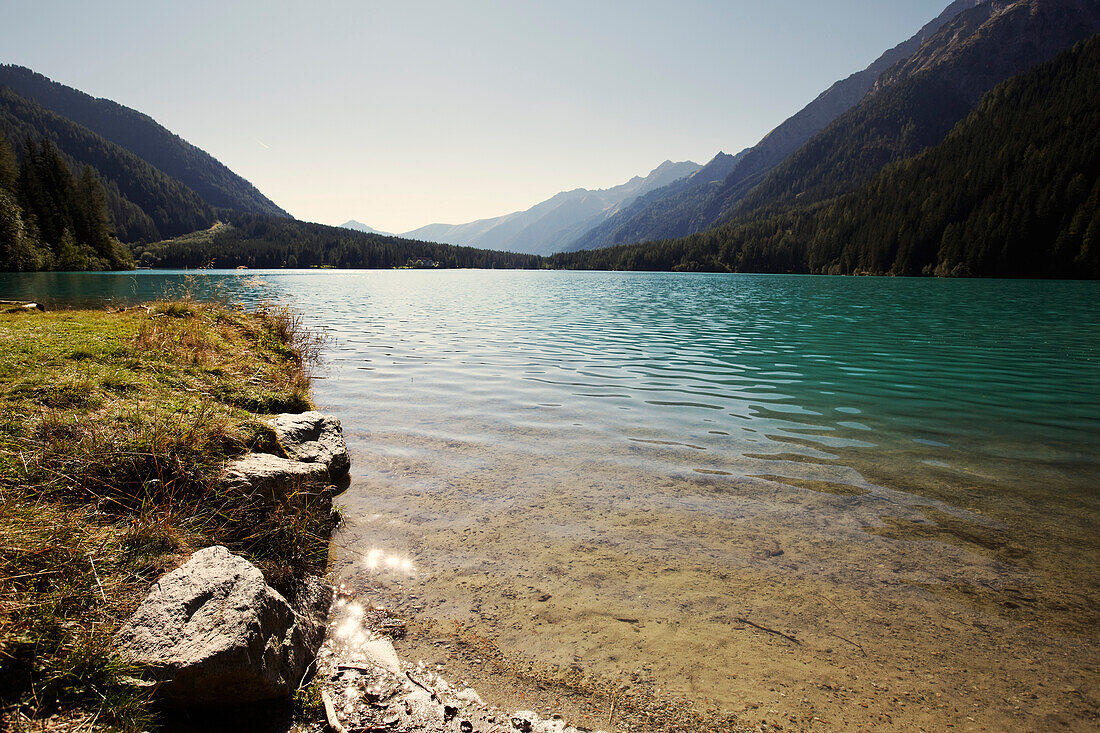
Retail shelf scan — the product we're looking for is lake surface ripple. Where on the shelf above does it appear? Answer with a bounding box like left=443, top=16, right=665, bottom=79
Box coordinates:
left=5, top=269, right=1098, bottom=730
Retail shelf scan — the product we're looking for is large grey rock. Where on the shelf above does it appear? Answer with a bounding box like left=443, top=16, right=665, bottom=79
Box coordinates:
left=268, top=411, right=350, bottom=478
left=222, top=452, right=331, bottom=503
left=116, top=546, right=331, bottom=707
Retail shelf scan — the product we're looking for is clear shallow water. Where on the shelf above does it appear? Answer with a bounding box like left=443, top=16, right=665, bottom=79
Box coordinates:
left=4, top=269, right=1099, bottom=729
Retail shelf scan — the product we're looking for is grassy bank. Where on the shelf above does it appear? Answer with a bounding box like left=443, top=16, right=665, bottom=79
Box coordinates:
left=0, top=300, right=334, bottom=731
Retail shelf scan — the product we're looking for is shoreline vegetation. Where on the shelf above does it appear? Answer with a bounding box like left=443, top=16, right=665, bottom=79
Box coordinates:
left=0, top=298, right=336, bottom=730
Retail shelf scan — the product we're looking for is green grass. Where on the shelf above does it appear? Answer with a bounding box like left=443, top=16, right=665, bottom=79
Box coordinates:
left=0, top=300, right=333, bottom=731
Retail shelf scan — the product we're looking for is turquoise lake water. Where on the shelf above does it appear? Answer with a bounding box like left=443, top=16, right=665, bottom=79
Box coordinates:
left=3, top=269, right=1098, bottom=729
left=5, top=269, right=1096, bottom=478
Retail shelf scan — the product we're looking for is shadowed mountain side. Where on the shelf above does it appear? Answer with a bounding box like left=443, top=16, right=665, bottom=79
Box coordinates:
left=0, top=65, right=288, bottom=218
left=566, top=0, right=986, bottom=252
left=0, top=87, right=213, bottom=242
left=548, top=34, right=1100, bottom=279
left=722, top=0, right=1100, bottom=220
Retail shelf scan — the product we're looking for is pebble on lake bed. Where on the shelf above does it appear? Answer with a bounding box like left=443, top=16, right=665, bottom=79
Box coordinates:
left=316, top=585, right=605, bottom=733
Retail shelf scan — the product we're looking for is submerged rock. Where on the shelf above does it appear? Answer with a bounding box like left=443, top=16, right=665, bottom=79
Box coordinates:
left=116, top=546, right=331, bottom=707
left=268, top=411, right=351, bottom=478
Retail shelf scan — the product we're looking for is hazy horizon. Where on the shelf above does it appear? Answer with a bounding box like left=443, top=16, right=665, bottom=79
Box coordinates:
left=3, top=1, right=951, bottom=233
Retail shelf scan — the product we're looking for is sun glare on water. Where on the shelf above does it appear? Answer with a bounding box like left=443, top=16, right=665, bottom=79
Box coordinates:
left=364, top=547, right=416, bottom=576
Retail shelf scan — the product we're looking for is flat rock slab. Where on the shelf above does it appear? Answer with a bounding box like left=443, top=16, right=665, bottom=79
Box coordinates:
left=268, top=411, right=350, bottom=478
left=116, top=546, right=331, bottom=707
left=222, top=452, right=331, bottom=503
left=0, top=300, right=43, bottom=313
left=359, top=638, right=401, bottom=675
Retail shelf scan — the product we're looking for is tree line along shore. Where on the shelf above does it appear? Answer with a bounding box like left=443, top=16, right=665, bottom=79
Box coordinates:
left=3, top=36, right=1099, bottom=278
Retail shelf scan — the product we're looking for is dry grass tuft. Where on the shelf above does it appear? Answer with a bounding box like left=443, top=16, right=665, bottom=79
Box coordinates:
left=0, top=301, right=333, bottom=731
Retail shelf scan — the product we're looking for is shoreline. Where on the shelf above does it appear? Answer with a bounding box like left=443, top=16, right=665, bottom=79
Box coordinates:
left=0, top=299, right=626, bottom=733
left=0, top=300, right=338, bottom=730
left=314, top=579, right=758, bottom=733
left=0, top=298, right=714, bottom=733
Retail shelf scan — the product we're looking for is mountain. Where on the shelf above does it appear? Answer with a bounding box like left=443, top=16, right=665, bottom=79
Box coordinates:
left=341, top=220, right=393, bottom=236
left=0, top=65, right=287, bottom=218
left=548, top=34, right=1100, bottom=278
left=0, top=87, right=214, bottom=242
left=399, top=159, right=701, bottom=255
left=135, top=214, right=542, bottom=270
left=724, top=0, right=1100, bottom=220
left=0, top=66, right=548, bottom=273
left=562, top=150, right=746, bottom=252
left=565, top=0, right=987, bottom=252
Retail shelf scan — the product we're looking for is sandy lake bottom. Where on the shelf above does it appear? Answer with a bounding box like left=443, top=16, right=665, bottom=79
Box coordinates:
left=329, top=414, right=1099, bottom=732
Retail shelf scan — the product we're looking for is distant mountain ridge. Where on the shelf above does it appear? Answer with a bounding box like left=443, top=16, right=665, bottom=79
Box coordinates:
left=340, top=220, right=393, bottom=236
left=399, top=159, right=701, bottom=255
left=0, top=65, right=288, bottom=219
left=565, top=0, right=988, bottom=252
left=561, top=151, right=746, bottom=253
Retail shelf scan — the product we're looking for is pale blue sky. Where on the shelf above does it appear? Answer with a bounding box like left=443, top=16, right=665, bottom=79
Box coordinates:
left=2, top=1, right=949, bottom=233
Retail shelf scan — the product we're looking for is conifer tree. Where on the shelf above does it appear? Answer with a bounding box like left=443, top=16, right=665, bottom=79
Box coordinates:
left=0, top=134, right=16, bottom=191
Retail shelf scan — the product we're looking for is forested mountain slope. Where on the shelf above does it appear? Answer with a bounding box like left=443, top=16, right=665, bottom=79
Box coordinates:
left=0, top=68, right=547, bottom=272
left=136, top=214, right=542, bottom=270
left=0, top=65, right=287, bottom=218
left=723, top=0, right=1100, bottom=220
left=0, top=88, right=213, bottom=242
left=549, top=35, right=1100, bottom=278
left=0, top=133, right=133, bottom=271
left=565, top=0, right=986, bottom=252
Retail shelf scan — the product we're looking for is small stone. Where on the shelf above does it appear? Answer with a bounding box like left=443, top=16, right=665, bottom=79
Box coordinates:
left=379, top=618, right=407, bottom=638
left=455, top=687, right=484, bottom=705
left=358, top=638, right=401, bottom=675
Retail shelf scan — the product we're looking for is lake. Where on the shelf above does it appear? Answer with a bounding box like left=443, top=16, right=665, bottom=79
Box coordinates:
left=4, top=269, right=1098, bottom=730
